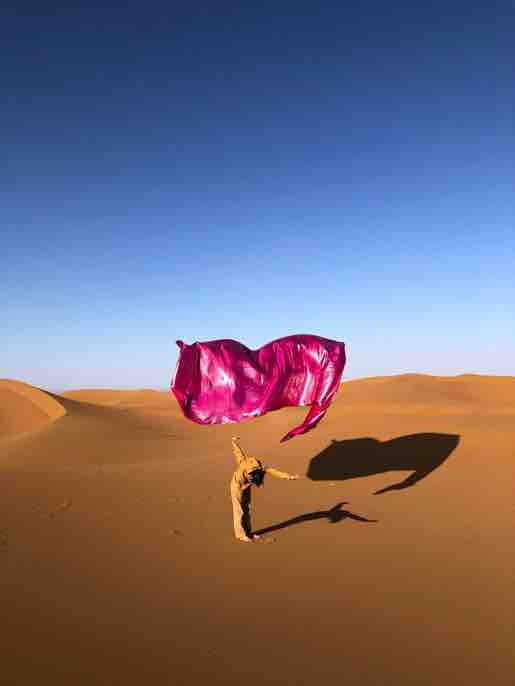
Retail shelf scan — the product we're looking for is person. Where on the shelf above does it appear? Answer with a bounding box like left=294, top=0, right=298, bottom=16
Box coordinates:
left=230, top=436, right=299, bottom=542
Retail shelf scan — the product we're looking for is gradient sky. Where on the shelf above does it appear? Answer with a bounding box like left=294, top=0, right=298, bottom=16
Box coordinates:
left=3, top=2, right=514, bottom=390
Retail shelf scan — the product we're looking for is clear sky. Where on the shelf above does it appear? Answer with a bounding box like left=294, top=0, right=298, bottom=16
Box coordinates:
left=3, top=2, right=514, bottom=390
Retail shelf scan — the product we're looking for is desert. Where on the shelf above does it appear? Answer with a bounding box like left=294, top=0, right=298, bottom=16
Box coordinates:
left=1, top=374, right=514, bottom=685
left=4, top=7, right=513, bottom=684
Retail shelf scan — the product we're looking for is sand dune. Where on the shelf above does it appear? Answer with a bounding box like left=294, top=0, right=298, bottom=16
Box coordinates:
left=0, top=379, right=66, bottom=440
left=62, top=388, right=173, bottom=408
left=341, top=373, right=515, bottom=413
left=1, top=374, right=514, bottom=685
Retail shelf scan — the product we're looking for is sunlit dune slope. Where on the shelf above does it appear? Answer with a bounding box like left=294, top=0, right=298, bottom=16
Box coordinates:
left=0, top=379, right=66, bottom=439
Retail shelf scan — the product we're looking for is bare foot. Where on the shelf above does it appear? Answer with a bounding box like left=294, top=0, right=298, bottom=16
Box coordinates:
left=236, top=535, right=253, bottom=543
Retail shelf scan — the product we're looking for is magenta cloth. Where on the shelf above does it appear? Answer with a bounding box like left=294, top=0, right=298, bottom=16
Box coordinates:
left=171, top=334, right=346, bottom=442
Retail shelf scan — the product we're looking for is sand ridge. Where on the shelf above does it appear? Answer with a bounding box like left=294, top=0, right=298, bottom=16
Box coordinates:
left=0, top=379, right=67, bottom=440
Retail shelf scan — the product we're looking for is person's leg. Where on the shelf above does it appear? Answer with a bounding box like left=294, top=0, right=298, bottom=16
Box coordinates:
left=241, top=488, right=260, bottom=540
left=231, top=486, right=252, bottom=542
left=241, top=488, right=252, bottom=536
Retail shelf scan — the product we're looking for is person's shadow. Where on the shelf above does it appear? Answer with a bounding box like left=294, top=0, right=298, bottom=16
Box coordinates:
left=254, top=502, right=376, bottom=536
left=307, top=433, right=460, bottom=494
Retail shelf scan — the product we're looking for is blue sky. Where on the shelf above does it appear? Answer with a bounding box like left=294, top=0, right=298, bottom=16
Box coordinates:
left=3, top=2, right=514, bottom=389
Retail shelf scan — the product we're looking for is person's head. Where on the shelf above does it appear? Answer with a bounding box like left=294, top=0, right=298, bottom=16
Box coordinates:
left=247, top=468, right=264, bottom=487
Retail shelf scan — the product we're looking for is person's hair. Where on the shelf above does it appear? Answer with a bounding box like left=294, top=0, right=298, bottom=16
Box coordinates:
left=248, top=468, right=264, bottom=487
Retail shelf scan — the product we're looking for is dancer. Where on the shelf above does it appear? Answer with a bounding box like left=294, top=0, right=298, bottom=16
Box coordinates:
left=231, top=436, right=299, bottom=542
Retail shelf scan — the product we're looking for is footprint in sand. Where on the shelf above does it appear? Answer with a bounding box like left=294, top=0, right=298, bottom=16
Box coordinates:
left=255, top=536, right=277, bottom=544
left=47, top=500, right=72, bottom=518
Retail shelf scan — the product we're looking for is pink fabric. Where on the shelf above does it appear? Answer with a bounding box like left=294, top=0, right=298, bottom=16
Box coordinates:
left=171, top=334, right=346, bottom=442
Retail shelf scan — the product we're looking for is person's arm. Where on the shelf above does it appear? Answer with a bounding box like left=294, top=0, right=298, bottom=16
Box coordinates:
left=231, top=436, right=246, bottom=465
left=265, top=467, right=299, bottom=480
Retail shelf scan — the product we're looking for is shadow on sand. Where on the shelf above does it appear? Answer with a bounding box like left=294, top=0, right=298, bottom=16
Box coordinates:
left=307, top=433, right=460, bottom=494
left=254, top=433, right=459, bottom=537
left=254, top=502, right=377, bottom=536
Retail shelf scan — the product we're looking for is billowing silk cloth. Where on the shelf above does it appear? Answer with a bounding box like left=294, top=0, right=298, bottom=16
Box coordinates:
left=171, top=334, right=346, bottom=442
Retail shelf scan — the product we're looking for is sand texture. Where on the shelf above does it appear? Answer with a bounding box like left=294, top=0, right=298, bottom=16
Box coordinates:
left=1, top=374, right=514, bottom=685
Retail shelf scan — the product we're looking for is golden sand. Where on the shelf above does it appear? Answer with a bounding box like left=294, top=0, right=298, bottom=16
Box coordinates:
left=1, top=374, right=514, bottom=685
